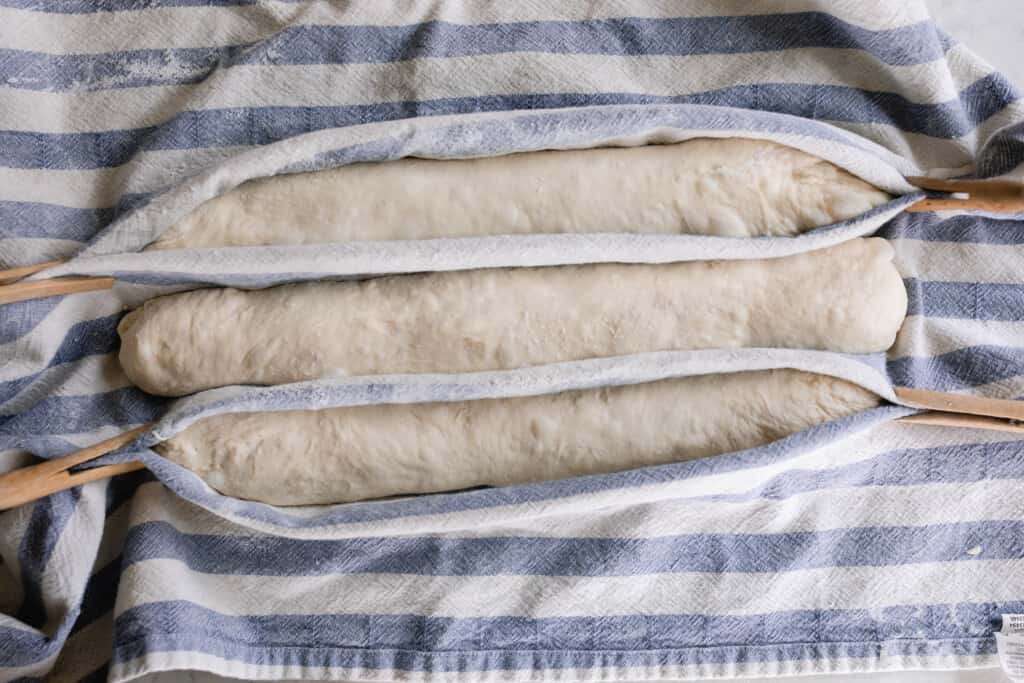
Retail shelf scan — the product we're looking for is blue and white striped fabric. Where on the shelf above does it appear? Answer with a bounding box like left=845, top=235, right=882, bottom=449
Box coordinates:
left=2, top=2, right=1024, bottom=681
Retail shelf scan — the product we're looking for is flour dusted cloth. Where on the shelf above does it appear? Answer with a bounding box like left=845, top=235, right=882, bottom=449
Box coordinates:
left=2, top=2, right=1024, bottom=682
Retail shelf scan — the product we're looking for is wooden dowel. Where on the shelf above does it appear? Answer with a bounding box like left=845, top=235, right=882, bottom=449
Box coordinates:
left=905, top=176, right=1024, bottom=194
left=905, top=175, right=1024, bottom=213
left=0, top=423, right=154, bottom=511
left=0, top=461, right=147, bottom=511
left=898, top=411, right=1024, bottom=434
left=907, top=196, right=1024, bottom=212
left=0, top=260, right=66, bottom=285
left=894, top=387, right=1024, bottom=422
left=0, top=276, right=114, bottom=305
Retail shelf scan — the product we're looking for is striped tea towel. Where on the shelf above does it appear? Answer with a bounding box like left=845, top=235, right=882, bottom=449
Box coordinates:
left=3, top=2, right=1024, bottom=681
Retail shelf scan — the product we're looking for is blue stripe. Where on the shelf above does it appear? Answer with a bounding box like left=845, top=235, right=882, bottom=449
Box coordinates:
left=0, top=313, right=126, bottom=405
left=14, top=489, right=81, bottom=629
left=981, top=120, right=1024, bottom=177
left=889, top=345, right=1024, bottom=392
left=107, top=601, right=1001, bottom=669
left=0, top=45, right=244, bottom=91
left=0, top=298, right=62, bottom=345
left=49, top=313, right=123, bottom=366
left=122, top=519, right=1023, bottom=577
left=1, top=127, right=157, bottom=171
left=0, top=626, right=49, bottom=668
left=0, top=195, right=155, bottom=243
left=0, top=388, right=168, bottom=436
left=904, top=278, right=1024, bottom=321
left=882, top=213, right=1024, bottom=245
left=2, top=77, right=1012, bottom=170
left=0, top=201, right=113, bottom=241
left=0, top=0, right=264, bottom=11
left=0, top=619, right=85, bottom=669
left=1, top=17, right=947, bottom=93
left=715, top=438, right=1024, bottom=503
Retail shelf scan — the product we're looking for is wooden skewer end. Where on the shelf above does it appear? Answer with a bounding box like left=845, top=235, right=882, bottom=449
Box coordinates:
left=0, top=423, right=154, bottom=511
left=0, top=276, right=115, bottom=306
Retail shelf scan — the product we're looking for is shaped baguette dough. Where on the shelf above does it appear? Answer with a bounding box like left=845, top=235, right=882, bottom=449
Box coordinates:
left=148, top=138, right=891, bottom=250
left=119, top=238, right=907, bottom=397
left=157, top=369, right=880, bottom=506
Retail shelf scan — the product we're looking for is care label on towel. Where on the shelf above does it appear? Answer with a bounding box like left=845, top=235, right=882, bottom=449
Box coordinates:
left=997, top=614, right=1024, bottom=681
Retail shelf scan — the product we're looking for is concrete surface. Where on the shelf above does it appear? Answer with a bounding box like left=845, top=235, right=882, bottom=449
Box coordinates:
left=927, top=0, right=1023, bottom=87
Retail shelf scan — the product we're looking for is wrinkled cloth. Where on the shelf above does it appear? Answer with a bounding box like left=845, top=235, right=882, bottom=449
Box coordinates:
left=2, top=2, right=1024, bottom=681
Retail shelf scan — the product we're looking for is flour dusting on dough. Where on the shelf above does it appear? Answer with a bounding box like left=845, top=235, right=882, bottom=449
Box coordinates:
left=158, top=369, right=881, bottom=506
left=119, top=238, right=907, bottom=397
left=149, top=138, right=891, bottom=249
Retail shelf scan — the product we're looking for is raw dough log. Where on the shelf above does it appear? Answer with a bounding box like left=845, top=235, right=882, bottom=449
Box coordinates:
left=158, top=369, right=880, bottom=506
left=118, top=238, right=907, bottom=397
left=148, top=139, right=890, bottom=250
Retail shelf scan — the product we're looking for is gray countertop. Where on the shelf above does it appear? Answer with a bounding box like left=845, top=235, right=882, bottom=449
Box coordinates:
left=928, top=0, right=1023, bottom=87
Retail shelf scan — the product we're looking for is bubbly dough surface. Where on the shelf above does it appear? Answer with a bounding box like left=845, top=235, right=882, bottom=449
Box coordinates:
left=158, top=369, right=880, bottom=506
left=119, top=238, right=907, bottom=397
left=148, top=138, right=890, bottom=249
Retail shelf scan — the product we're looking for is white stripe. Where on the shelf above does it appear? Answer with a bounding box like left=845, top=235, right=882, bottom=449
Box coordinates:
left=892, top=238, right=1024, bottom=283
left=216, top=0, right=930, bottom=30
left=39, top=479, right=107, bottom=633
left=0, top=146, right=252, bottom=209
left=128, top=474, right=1024, bottom=540
left=109, top=653, right=1001, bottom=683
left=892, top=315, right=1024, bottom=359
left=0, top=237, right=84, bottom=269
left=0, top=353, right=133, bottom=416
left=0, top=1, right=931, bottom=55
left=1, top=3, right=296, bottom=54
left=963, top=373, right=1024, bottom=400
left=0, top=83, right=193, bottom=133
left=834, top=121, right=974, bottom=175
left=121, top=556, right=1024, bottom=619
left=0, top=167, right=126, bottom=209
left=94, top=498, right=134, bottom=572
left=0, top=49, right=964, bottom=133
left=0, top=485, right=36, bottom=589
left=942, top=42, right=1005, bottom=92
left=476, top=478, right=1024, bottom=538
left=828, top=96, right=1024, bottom=176
left=0, top=288, right=127, bottom=382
